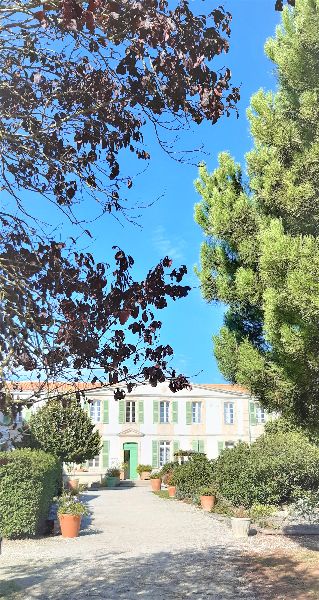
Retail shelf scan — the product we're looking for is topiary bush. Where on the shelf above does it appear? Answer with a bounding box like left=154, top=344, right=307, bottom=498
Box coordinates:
left=172, top=454, right=215, bottom=501
left=0, top=449, right=61, bottom=538
left=214, top=431, right=319, bottom=507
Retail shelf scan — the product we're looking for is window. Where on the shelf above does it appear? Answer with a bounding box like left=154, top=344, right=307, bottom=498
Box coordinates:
left=88, top=454, right=100, bottom=468
left=192, top=402, right=202, bottom=424
left=90, top=400, right=101, bottom=422
left=160, top=401, right=170, bottom=423
left=224, top=402, right=234, bottom=425
left=225, top=441, right=235, bottom=450
left=255, top=404, right=265, bottom=424
left=15, top=412, right=23, bottom=425
left=126, top=401, right=136, bottom=423
left=159, top=441, right=171, bottom=467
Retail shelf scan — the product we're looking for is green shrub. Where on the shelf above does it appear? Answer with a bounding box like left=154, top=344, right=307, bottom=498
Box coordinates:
left=214, top=432, right=319, bottom=507
left=0, top=449, right=61, bottom=538
left=172, top=454, right=215, bottom=501
left=249, top=504, right=276, bottom=527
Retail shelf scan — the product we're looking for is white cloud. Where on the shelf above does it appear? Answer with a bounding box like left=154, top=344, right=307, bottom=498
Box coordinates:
left=152, top=225, right=186, bottom=263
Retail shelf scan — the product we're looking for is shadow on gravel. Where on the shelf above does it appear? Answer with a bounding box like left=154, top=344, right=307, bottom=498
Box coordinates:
left=1, top=545, right=319, bottom=599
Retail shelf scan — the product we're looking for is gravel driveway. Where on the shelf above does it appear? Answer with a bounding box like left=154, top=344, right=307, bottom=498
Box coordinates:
left=0, top=484, right=316, bottom=599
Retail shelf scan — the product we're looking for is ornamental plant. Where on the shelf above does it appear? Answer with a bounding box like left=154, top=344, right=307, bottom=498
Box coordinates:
left=136, top=464, right=152, bottom=474
left=199, top=485, right=218, bottom=497
left=150, top=471, right=162, bottom=480
left=57, top=492, right=90, bottom=517
left=106, top=467, right=121, bottom=478
left=28, top=397, right=101, bottom=465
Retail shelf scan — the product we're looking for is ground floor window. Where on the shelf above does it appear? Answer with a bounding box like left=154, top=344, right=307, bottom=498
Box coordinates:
left=159, top=440, right=170, bottom=467
left=225, top=441, right=235, bottom=450
left=88, top=454, right=100, bottom=468
left=255, top=403, right=265, bottom=424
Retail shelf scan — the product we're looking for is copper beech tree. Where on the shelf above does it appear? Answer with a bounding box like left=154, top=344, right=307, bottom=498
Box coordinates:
left=0, top=0, right=290, bottom=423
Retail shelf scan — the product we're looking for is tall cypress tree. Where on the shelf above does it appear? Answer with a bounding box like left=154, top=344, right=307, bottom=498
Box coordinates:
left=194, top=0, right=319, bottom=429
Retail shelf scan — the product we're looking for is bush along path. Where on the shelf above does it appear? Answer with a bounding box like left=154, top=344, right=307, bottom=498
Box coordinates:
left=1, top=484, right=318, bottom=600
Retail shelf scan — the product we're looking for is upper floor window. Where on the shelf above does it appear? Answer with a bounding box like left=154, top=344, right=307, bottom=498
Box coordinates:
left=224, top=402, right=234, bottom=425
left=255, top=403, right=265, bottom=424
left=160, top=401, right=170, bottom=423
left=192, top=402, right=202, bottom=424
left=126, top=401, right=136, bottom=423
left=90, top=400, right=101, bottom=422
left=159, top=440, right=170, bottom=467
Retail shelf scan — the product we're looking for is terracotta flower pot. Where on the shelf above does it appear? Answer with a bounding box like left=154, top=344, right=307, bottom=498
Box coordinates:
left=168, top=485, right=176, bottom=498
left=59, top=514, right=82, bottom=538
left=151, top=478, right=161, bottom=492
left=68, top=478, right=79, bottom=491
left=200, top=495, right=216, bottom=511
left=141, top=471, right=151, bottom=480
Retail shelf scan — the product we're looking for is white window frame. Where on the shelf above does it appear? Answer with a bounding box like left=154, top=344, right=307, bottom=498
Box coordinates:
left=159, top=440, right=171, bottom=467
left=192, top=402, right=202, bottom=424
left=159, top=401, right=170, bottom=423
left=126, top=401, right=136, bottom=423
left=255, top=404, right=265, bottom=424
left=90, top=400, right=101, bottom=422
left=88, top=454, right=100, bottom=468
left=224, top=402, right=234, bottom=425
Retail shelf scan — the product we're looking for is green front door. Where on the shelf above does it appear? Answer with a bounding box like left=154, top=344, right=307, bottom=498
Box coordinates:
left=123, top=442, right=138, bottom=480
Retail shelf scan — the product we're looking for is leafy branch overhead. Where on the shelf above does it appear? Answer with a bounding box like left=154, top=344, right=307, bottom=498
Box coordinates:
left=0, top=0, right=239, bottom=214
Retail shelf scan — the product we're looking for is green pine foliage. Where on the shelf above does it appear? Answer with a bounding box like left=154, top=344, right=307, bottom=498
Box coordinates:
left=28, top=398, right=101, bottom=464
left=0, top=449, right=61, bottom=538
left=194, top=0, right=319, bottom=428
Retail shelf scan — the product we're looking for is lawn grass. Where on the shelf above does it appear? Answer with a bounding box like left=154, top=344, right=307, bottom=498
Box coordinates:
left=153, top=490, right=171, bottom=499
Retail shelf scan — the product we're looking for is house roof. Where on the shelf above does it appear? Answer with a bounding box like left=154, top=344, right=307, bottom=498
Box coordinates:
left=4, top=380, right=250, bottom=397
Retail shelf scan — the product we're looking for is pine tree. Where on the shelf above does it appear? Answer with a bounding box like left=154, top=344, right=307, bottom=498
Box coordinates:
left=194, top=0, right=319, bottom=429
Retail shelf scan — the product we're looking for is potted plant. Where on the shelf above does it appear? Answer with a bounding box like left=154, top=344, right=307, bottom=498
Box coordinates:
left=166, top=471, right=177, bottom=498
left=150, top=471, right=161, bottom=492
left=230, top=506, right=251, bottom=538
left=57, top=492, right=89, bottom=538
left=136, top=464, right=152, bottom=480
left=199, top=486, right=217, bottom=511
left=106, top=467, right=121, bottom=488
left=120, top=461, right=129, bottom=480
left=66, top=463, right=79, bottom=491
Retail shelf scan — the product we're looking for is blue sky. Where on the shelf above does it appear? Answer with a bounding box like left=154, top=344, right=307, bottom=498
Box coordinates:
left=15, top=1, right=281, bottom=384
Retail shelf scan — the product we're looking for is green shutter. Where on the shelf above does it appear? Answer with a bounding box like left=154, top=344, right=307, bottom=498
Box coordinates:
left=102, top=440, right=109, bottom=468
left=192, top=439, right=199, bottom=452
left=119, top=400, right=125, bottom=424
left=103, top=400, right=109, bottom=424
left=186, top=401, right=192, bottom=425
left=138, top=400, right=144, bottom=424
left=218, top=441, right=224, bottom=455
left=173, top=440, right=180, bottom=456
left=153, top=400, right=159, bottom=424
left=172, top=401, right=178, bottom=424
left=198, top=439, right=205, bottom=453
left=24, top=408, right=32, bottom=423
left=249, top=401, right=257, bottom=426
left=152, top=440, right=159, bottom=468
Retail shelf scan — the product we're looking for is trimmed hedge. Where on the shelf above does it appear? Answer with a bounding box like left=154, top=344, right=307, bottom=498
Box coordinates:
left=172, top=454, right=215, bottom=501
left=0, top=449, right=61, bottom=538
left=214, top=432, right=319, bottom=507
